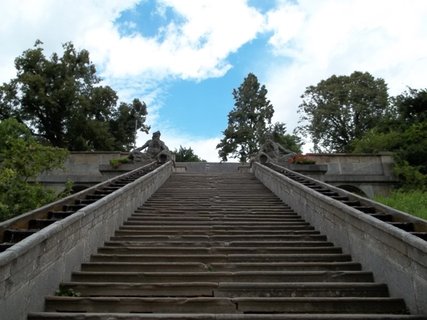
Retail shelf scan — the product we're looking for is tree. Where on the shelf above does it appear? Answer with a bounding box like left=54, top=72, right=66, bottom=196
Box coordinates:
left=217, top=73, right=275, bottom=162
left=269, top=122, right=302, bottom=153
left=0, top=40, right=148, bottom=151
left=173, top=146, right=205, bottom=162
left=352, top=88, right=427, bottom=189
left=0, top=118, right=68, bottom=220
left=296, top=71, right=389, bottom=152
left=394, top=88, right=427, bottom=125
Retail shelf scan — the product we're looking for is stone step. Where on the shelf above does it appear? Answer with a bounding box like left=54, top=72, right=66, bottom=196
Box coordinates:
left=80, top=261, right=362, bottom=272
left=58, top=282, right=388, bottom=298
left=110, top=234, right=328, bottom=242
left=97, top=246, right=342, bottom=255
left=71, top=271, right=374, bottom=283
left=127, top=216, right=304, bottom=222
left=139, top=207, right=294, bottom=213
left=123, top=220, right=310, bottom=226
left=118, top=225, right=315, bottom=231
left=43, top=296, right=408, bottom=314
left=131, top=213, right=299, bottom=219
left=90, top=253, right=353, bottom=263
left=103, top=241, right=334, bottom=248
left=27, top=312, right=427, bottom=320
left=113, top=229, right=321, bottom=236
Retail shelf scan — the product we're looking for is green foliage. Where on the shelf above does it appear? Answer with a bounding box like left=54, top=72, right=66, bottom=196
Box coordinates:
left=296, top=71, right=389, bottom=152
left=0, top=40, right=148, bottom=151
left=0, top=118, right=68, bottom=221
left=110, top=157, right=131, bottom=168
left=173, top=146, right=205, bottom=162
left=374, top=190, right=427, bottom=220
left=353, top=88, right=427, bottom=190
left=393, top=161, right=427, bottom=191
left=393, top=88, right=427, bottom=125
left=217, top=73, right=275, bottom=163
left=269, top=122, right=302, bottom=153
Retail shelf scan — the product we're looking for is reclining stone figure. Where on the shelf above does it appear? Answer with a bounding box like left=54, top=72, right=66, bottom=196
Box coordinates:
left=256, top=135, right=296, bottom=165
left=129, top=131, right=171, bottom=163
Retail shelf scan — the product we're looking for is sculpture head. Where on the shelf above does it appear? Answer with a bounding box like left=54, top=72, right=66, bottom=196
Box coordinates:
left=152, top=131, right=161, bottom=139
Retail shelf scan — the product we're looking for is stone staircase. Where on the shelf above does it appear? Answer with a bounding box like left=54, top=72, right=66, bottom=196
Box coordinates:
left=28, top=173, right=424, bottom=319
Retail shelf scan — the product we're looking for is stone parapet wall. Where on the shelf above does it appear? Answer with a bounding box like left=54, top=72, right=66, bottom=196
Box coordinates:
left=253, top=162, right=427, bottom=315
left=36, top=152, right=129, bottom=191
left=0, top=161, right=172, bottom=320
left=306, top=152, right=395, bottom=176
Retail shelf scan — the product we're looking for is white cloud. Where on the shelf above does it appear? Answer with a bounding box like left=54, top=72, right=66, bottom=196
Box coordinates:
left=91, top=0, right=266, bottom=80
left=0, top=0, right=138, bottom=83
left=263, top=0, right=427, bottom=136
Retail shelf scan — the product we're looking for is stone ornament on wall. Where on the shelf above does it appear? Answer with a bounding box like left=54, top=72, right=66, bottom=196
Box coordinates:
left=255, top=135, right=296, bottom=165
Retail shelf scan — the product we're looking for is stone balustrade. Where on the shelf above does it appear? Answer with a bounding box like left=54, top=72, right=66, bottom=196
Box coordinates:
left=253, top=161, right=427, bottom=314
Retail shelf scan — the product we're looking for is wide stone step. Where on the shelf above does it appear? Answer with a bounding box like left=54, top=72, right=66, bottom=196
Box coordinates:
left=80, top=261, right=362, bottom=272
left=97, top=245, right=341, bottom=255
left=126, top=216, right=304, bottom=222
left=131, top=213, right=300, bottom=219
left=103, top=241, right=334, bottom=248
left=57, top=281, right=388, bottom=297
left=27, top=312, right=427, bottom=320
left=114, top=229, right=320, bottom=236
left=71, top=271, right=374, bottom=283
left=137, top=209, right=297, bottom=214
left=118, top=225, right=315, bottom=231
left=43, top=296, right=408, bottom=314
left=90, top=253, right=353, bottom=263
left=122, top=221, right=310, bottom=226
left=110, top=234, right=328, bottom=242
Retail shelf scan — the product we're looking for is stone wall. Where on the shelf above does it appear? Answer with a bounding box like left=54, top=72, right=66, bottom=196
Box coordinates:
left=253, top=162, right=427, bottom=315
left=294, top=153, right=398, bottom=197
left=36, top=151, right=129, bottom=192
left=0, top=161, right=172, bottom=320
left=306, top=152, right=395, bottom=176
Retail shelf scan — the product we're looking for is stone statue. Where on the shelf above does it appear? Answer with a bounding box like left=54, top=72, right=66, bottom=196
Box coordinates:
left=256, top=135, right=296, bottom=165
left=129, top=131, right=171, bottom=163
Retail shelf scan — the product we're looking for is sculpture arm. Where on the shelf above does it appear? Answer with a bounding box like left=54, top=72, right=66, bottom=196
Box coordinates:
left=134, top=140, right=150, bottom=152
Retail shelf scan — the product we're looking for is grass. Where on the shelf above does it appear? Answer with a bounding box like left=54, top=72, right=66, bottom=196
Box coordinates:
left=374, top=190, right=427, bottom=221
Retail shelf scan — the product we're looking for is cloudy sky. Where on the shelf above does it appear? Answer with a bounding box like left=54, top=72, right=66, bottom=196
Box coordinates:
left=1, top=0, right=427, bottom=161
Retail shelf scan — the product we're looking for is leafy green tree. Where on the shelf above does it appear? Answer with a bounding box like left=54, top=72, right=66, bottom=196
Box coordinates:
left=394, top=88, right=427, bottom=125
left=296, top=71, right=389, bottom=152
left=0, top=118, right=68, bottom=220
left=217, top=73, right=275, bottom=162
left=353, top=88, right=427, bottom=190
left=353, top=88, right=427, bottom=189
left=173, top=146, right=205, bottom=162
left=0, top=40, right=148, bottom=151
left=269, top=122, right=302, bottom=153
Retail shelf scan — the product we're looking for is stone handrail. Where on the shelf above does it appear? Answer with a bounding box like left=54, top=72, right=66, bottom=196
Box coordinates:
left=253, top=161, right=427, bottom=314
left=0, top=161, right=173, bottom=320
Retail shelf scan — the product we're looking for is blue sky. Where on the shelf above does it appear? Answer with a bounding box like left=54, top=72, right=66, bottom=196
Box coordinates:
left=1, top=0, right=427, bottom=161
